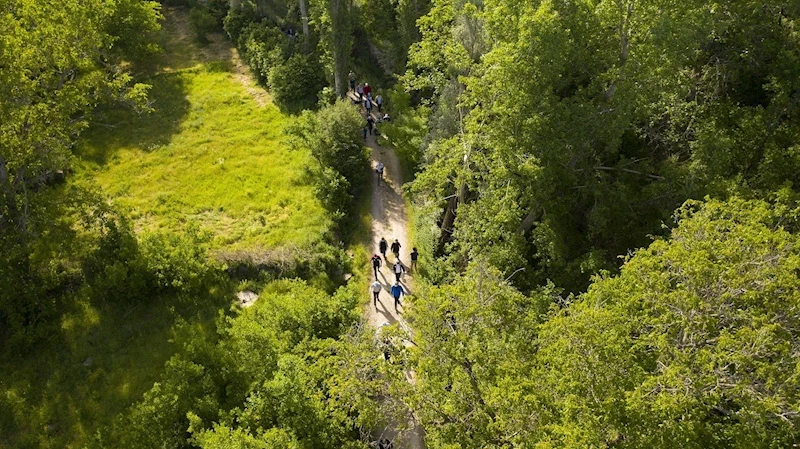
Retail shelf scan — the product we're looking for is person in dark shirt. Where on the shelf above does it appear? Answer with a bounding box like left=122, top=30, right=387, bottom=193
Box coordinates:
left=410, top=247, right=419, bottom=272
left=371, top=254, right=382, bottom=279
left=390, top=239, right=401, bottom=260
left=366, top=115, right=375, bottom=136
left=379, top=237, right=388, bottom=259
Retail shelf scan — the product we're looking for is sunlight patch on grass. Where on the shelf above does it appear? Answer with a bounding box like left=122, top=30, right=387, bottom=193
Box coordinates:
left=77, top=66, right=329, bottom=251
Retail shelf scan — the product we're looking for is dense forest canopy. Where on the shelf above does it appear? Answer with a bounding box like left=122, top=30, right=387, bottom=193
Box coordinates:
left=1, top=0, right=799, bottom=447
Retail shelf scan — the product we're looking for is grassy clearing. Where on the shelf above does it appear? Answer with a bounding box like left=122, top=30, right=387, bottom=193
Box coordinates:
left=76, top=10, right=328, bottom=253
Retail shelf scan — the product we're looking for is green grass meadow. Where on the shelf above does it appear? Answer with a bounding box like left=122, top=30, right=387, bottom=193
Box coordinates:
left=76, top=64, right=329, bottom=251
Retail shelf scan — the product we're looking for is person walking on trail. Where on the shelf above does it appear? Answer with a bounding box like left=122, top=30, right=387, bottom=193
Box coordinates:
left=378, top=438, right=394, bottom=449
left=410, top=247, right=419, bottom=272
left=393, top=261, right=405, bottom=282
left=348, top=71, right=356, bottom=92
left=379, top=237, right=388, bottom=259
left=363, top=82, right=372, bottom=98
left=371, top=280, right=382, bottom=307
left=356, top=83, right=364, bottom=101
left=362, top=126, right=368, bottom=141
left=365, top=97, right=373, bottom=115
left=375, top=94, right=383, bottom=113
left=376, top=161, right=385, bottom=182
left=371, top=254, right=382, bottom=279
left=391, top=239, right=401, bottom=260
left=366, top=115, right=375, bottom=136
left=390, top=281, right=404, bottom=312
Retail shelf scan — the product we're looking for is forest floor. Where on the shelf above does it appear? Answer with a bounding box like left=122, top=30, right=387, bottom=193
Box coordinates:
left=357, top=97, right=426, bottom=448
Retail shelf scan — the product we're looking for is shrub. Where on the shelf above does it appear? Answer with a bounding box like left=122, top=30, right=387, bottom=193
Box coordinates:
left=206, top=0, right=229, bottom=26
left=189, top=6, right=217, bottom=43
left=240, top=23, right=289, bottom=82
left=268, top=53, right=326, bottom=114
left=286, top=101, right=368, bottom=236
left=139, top=224, right=218, bottom=298
left=223, top=3, right=260, bottom=42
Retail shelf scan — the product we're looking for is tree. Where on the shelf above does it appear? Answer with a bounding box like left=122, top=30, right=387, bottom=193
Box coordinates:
left=404, top=197, right=800, bottom=448
left=533, top=197, right=800, bottom=447
left=286, top=100, right=368, bottom=233
left=404, top=0, right=800, bottom=293
left=0, top=0, right=160, bottom=235
left=310, top=0, right=353, bottom=97
left=403, top=264, right=552, bottom=448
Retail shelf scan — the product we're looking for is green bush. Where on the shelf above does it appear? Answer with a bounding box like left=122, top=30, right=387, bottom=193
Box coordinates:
left=240, top=23, right=289, bottom=82
left=286, top=100, right=368, bottom=235
left=189, top=6, right=217, bottom=43
left=206, top=0, right=229, bottom=26
left=268, top=53, right=326, bottom=114
left=139, top=224, right=219, bottom=298
left=223, top=3, right=260, bottom=42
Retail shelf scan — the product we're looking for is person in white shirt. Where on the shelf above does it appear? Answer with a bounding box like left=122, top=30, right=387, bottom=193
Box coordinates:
left=376, top=161, right=385, bottom=181
left=371, top=280, right=382, bottom=307
left=393, top=261, right=405, bottom=282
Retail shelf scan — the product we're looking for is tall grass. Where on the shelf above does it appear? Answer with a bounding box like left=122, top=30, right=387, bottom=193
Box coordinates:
left=77, top=64, right=329, bottom=251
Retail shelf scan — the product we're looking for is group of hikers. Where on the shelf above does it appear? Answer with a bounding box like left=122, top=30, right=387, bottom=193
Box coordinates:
left=349, top=71, right=391, bottom=140
left=370, top=237, right=419, bottom=312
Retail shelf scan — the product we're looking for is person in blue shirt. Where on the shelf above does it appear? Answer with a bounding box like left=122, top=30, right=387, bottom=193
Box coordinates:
left=390, top=281, right=404, bottom=312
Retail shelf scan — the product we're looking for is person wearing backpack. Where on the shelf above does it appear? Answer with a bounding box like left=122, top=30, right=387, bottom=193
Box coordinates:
left=366, top=115, right=375, bottom=136
left=390, top=239, right=401, bottom=260
left=379, top=237, right=388, bottom=259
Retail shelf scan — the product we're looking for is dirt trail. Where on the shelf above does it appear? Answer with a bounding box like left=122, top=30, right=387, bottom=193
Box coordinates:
left=365, top=132, right=415, bottom=329
left=159, top=7, right=269, bottom=107
left=356, top=95, right=425, bottom=449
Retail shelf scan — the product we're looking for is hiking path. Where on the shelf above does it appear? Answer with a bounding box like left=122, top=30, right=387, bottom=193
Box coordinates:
left=353, top=91, right=425, bottom=449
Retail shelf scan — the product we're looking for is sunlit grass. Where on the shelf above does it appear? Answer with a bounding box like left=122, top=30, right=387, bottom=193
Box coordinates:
left=76, top=64, right=329, bottom=251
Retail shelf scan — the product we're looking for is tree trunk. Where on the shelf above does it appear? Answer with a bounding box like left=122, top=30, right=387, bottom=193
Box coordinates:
left=330, top=0, right=348, bottom=97
left=298, top=0, right=310, bottom=36
left=0, top=155, right=19, bottom=230
left=517, top=203, right=540, bottom=235
left=438, top=194, right=458, bottom=250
